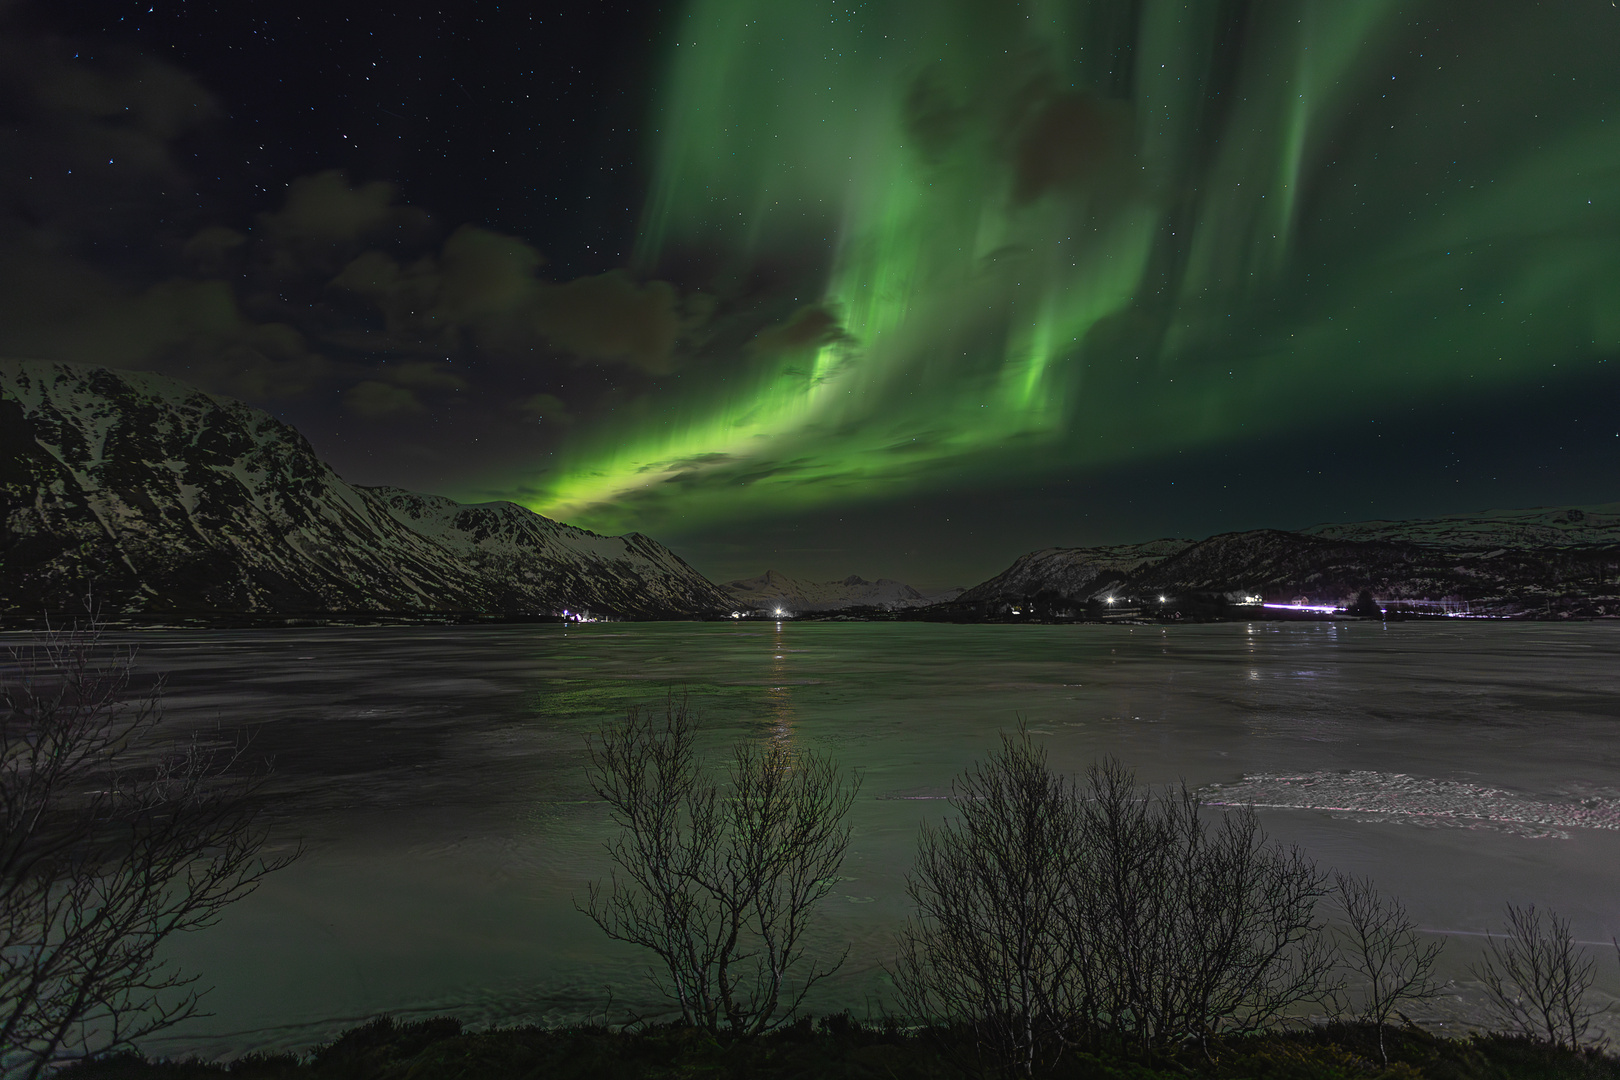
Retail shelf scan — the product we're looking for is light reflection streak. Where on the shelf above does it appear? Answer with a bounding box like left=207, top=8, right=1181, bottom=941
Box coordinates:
left=764, top=619, right=797, bottom=744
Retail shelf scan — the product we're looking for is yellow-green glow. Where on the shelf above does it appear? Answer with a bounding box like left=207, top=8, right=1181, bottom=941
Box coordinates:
left=529, top=0, right=1620, bottom=534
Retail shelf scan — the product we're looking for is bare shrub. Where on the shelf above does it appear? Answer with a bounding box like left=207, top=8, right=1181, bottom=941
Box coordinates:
left=1081, top=760, right=1334, bottom=1052
left=1329, top=872, right=1445, bottom=1063
left=895, top=743, right=1333, bottom=1072
left=0, top=617, right=296, bottom=1080
left=1471, top=902, right=1600, bottom=1049
left=580, top=698, right=860, bottom=1037
left=892, top=729, right=1089, bottom=1076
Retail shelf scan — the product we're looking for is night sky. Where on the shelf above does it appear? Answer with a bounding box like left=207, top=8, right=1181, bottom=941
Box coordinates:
left=2, top=0, right=1617, bottom=588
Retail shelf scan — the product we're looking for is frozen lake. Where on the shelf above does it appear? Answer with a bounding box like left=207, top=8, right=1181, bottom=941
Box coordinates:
left=20, top=619, right=1620, bottom=1059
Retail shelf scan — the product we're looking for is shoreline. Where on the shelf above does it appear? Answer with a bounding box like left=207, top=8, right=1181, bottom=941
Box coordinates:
left=3, top=608, right=1618, bottom=631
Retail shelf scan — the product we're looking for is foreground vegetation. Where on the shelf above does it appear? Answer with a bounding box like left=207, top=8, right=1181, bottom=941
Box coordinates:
left=53, top=1014, right=1620, bottom=1080
left=1, top=618, right=294, bottom=1080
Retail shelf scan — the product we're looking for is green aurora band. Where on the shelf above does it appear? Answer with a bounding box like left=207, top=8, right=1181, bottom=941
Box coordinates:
left=532, top=0, right=1620, bottom=533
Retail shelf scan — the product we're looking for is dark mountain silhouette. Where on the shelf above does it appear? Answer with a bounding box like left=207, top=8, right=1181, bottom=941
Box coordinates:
left=1, top=360, right=731, bottom=619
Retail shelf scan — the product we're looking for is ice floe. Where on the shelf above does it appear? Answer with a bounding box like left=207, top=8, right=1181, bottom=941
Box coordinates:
left=1200, top=771, right=1620, bottom=839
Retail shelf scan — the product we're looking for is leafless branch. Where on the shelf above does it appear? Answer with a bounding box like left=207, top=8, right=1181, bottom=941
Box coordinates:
left=893, top=740, right=1334, bottom=1075
left=578, top=697, right=859, bottom=1038
left=1, top=612, right=298, bottom=1080
left=1329, top=871, right=1445, bottom=1063
left=1471, top=902, right=1599, bottom=1049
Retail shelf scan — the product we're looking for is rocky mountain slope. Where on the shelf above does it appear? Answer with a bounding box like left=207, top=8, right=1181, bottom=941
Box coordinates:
left=721, top=569, right=962, bottom=613
left=956, top=539, right=1193, bottom=607
left=952, top=510, right=1620, bottom=619
left=0, top=359, right=730, bottom=618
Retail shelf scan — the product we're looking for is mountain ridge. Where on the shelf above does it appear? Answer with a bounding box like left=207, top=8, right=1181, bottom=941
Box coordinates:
left=0, top=359, right=731, bottom=619
left=946, top=512, right=1620, bottom=619
left=6, top=359, right=1615, bottom=622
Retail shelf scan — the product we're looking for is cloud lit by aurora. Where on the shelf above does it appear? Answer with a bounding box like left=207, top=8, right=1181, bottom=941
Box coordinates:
left=530, top=0, right=1620, bottom=538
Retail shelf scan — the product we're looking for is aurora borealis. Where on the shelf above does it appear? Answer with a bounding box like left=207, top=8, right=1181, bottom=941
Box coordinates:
left=2, top=0, right=1617, bottom=585
left=536, top=0, right=1619, bottom=543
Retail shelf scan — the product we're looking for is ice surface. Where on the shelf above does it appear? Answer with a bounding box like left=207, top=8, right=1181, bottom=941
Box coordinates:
left=14, top=620, right=1611, bottom=1060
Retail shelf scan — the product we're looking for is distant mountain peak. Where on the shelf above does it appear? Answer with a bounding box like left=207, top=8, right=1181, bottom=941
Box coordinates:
left=721, top=568, right=958, bottom=612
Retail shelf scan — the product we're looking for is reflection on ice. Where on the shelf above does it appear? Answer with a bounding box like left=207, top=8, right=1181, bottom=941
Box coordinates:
left=1202, top=771, right=1620, bottom=840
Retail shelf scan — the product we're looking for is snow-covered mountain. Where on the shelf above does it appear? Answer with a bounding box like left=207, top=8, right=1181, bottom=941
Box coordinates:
left=951, top=513, right=1620, bottom=619
left=367, top=487, right=734, bottom=616
left=721, top=569, right=962, bottom=613
left=956, top=539, right=1193, bottom=606
left=0, top=359, right=731, bottom=618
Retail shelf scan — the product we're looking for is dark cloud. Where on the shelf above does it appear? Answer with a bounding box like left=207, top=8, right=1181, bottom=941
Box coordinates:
left=882, top=430, right=947, bottom=454
left=337, top=359, right=467, bottom=419
left=326, top=224, right=539, bottom=343
left=0, top=230, right=329, bottom=399
left=344, top=379, right=424, bottom=418
left=535, top=271, right=681, bottom=373
left=900, top=56, right=1134, bottom=206
left=0, top=3, right=707, bottom=516
left=654, top=452, right=737, bottom=474
left=515, top=393, right=574, bottom=425
left=182, top=226, right=248, bottom=276
left=385, top=360, right=467, bottom=391
left=255, top=170, right=432, bottom=279
left=0, top=27, right=690, bottom=422
left=330, top=221, right=683, bottom=372
left=265, top=171, right=420, bottom=246
left=728, top=459, right=817, bottom=486
left=902, top=68, right=973, bottom=163
left=0, top=30, right=329, bottom=400
left=749, top=304, right=849, bottom=356
left=0, top=33, right=220, bottom=183
left=1006, top=90, right=1129, bottom=203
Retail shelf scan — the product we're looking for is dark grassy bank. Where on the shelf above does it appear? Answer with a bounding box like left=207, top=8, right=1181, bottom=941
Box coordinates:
left=56, top=1015, right=1620, bottom=1080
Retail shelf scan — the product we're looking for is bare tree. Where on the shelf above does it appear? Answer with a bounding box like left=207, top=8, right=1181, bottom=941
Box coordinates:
left=0, top=616, right=296, bottom=1080
left=1471, top=903, right=1600, bottom=1049
left=894, top=745, right=1334, bottom=1072
left=893, top=728, right=1090, bottom=1077
left=580, top=698, right=860, bottom=1038
left=1329, top=872, right=1445, bottom=1063
left=1069, top=755, right=1158, bottom=1051
left=1081, top=762, right=1333, bottom=1052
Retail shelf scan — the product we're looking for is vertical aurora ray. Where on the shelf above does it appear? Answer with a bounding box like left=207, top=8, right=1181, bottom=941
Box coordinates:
left=532, top=0, right=1620, bottom=533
